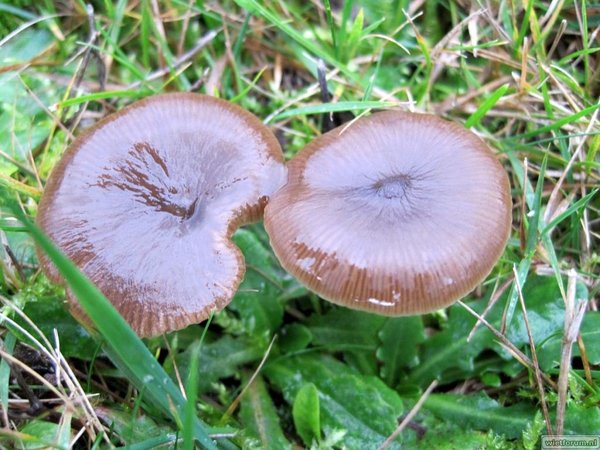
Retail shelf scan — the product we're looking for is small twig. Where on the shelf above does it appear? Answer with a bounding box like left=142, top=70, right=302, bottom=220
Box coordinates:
left=378, top=380, right=438, bottom=450
left=220, top=335, right=277, bottom=421
left=514, top=266, right=553, bottom=435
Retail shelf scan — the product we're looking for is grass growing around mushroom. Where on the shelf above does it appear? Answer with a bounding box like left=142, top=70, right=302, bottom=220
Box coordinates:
left=0, top=1, right=598, bottom=448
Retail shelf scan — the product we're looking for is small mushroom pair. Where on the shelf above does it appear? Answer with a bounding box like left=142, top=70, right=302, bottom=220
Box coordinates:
left=37, top=94, right=511, bottom=337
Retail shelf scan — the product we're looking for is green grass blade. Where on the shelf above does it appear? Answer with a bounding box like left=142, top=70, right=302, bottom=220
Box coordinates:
left=425, top=393, right=535, bottom=438
left=322, top=0, right=337, bottom=56
left=0, top=332, right=16, bottom=421
left=0, top=3, right=37, bottom=20
left=183, top=342, right=201, bottom=450
left=270, top=100, right=396, bottom=122
left=120, top=433, right=179, bottom=450
left=293, top=383, right=320, bottom=446
left=504, top=155, right=548, bottom=328
left=581, top=0, right=590, bottom=92
left=465, top=83, right=509, bottom=128
left=59, top=90, right=151, bottom=107
left=542, top=189, right=598, bottom=235
left=507, top=102, right=600, bottom=141
left=0, top=174, right=41, bottom=200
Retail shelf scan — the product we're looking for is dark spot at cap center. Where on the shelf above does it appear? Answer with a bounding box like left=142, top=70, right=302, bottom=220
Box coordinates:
left=373, top=174, right=412, bottom=200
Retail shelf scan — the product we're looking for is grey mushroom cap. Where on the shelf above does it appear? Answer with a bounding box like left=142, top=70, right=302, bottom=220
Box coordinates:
left=264, top=110, right=512, bottom=315
left=37, top=93, right=286, bottom=337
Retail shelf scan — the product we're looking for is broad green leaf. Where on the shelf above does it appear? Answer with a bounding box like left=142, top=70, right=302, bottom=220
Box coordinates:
left=410, top=276, right=578, bottom=385
left=360, top=0, right=405, bottom=34
left=175, top=335, right=265, bottom=394
left=561, top=404, right=600, bottom=434
left=416, top=427, right=500, bottom=450
left=18, top=420, right=62, bottom=449
left=15, top=297, right=98, bottom=360
left=424, top=393, right=536, bottom=438
left=239, top=374, right=291, bottom=450
left=376, top=316, right=424, bottom=387
left=503, top=277, right=588, bottom=369
left=505, top=277, right=578, bottom=347
left=344, top=349, right=378, bottom=376
left=229, top=228, right=286, bottom=335
left=279, top=323, right=313, bottom=353
left=307, top=308, right=386, bottom=376
left=307, top=308, right=386, bottom=351
left=407, top=296, right=495, bottom=386
left=94, top=407, right=172, bottom=445
left=293, top=383, right=320, bottom=446
left=538, top=311, right=600, bottom=370
left=480, top=371, right=502, bottom=387
left=265, top=354, right=403, bottom=449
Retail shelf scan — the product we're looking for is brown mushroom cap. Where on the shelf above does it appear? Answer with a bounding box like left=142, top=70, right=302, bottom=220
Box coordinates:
left=37, top=93, right=285, bottom=337
left=264, top=111, right=511, bottom=315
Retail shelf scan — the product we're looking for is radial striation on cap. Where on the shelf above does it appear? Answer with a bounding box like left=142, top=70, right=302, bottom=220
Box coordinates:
left=37, top=93, right=286, bottom=337
left=264, top=111, right=512, bottom=316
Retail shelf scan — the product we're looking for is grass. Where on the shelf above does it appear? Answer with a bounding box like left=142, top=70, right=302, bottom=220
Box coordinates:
left=0, top=0, right=599, bottom=448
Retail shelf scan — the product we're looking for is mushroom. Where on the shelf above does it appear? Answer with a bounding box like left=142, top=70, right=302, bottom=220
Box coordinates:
left=37, top=93, right=286, bottom=337
left=264, top=111, right=511, bottom=315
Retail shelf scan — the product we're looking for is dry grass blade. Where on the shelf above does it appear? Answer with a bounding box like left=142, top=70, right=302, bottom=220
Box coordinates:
left=128, top=29, right=220, bottom=90
left=467, top=277, right=513, bottom=342
left=458, top=301, right=556, bottom=390
left=556, top=270, right=587, bottom=435
left=220, top=334, right=277, bottom=422
left=545, top=103, right=600, bottom=223
left=0, top=298, right=109, bottom=445
left=514, top=266, right=552, bottom=435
